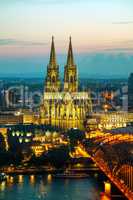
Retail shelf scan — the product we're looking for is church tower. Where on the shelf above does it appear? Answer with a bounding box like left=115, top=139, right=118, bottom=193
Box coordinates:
left=41, top=37, right=92, bottom=130
left=64, top=37, right=78, bottom=92
left=45, top=36, right=61, bottom=92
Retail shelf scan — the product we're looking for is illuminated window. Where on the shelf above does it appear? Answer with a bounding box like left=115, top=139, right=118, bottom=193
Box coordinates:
left=19, top=138, right=23, bottom=143
left=25, top=138, right=30, bottom=143
left=27, top=132, right=32, bottom=137
left=12, top=132, right=15, bottom=136
left=16, top=131, right=20, bottom=137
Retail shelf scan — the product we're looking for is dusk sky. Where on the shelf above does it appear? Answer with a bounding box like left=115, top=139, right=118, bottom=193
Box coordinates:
left=0, top=0, right=133, bottom=78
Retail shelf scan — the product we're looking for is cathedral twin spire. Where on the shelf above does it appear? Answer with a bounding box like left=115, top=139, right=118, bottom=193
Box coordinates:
left=64, top=36, right=78, bottom=92
left=49, top=36, right=74, bottom=68
left=45, top=36, right=60, bottom=92
left=67, top=36, right=75, bottom=67
left=49, top=36, right=57, bottom=68
left=45, top=36, right=78, bottom=92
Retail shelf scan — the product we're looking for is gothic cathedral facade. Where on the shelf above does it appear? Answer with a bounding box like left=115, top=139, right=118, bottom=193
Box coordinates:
left=40, top=37, right=92, bottom=130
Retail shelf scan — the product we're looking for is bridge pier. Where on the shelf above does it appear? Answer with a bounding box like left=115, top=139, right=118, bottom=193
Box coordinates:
left=104, top=181, right=111, bottom=197
left=100, top=181, right=111, bottom=200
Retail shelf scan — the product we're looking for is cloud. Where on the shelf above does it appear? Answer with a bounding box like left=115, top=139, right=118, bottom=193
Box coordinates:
left=102, top=47, right=133, bottom=53
left=119, top=40, right=133, bottom=45
left=102, top=39, right=133, bottom=53
left=1, top=52, right=133, bottom=78
left=0, top=39, right=47, bottom=46
left=112, top=21, right=133, bottom=24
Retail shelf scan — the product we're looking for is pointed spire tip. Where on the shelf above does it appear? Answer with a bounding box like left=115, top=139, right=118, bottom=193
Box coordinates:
left=67, top=35, right=74, bottom=67
left=49, top=35, right=57, bottom=67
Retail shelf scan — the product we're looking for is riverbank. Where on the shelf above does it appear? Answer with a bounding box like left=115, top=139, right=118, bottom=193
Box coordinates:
left=1, top=166, right=100, bottom=175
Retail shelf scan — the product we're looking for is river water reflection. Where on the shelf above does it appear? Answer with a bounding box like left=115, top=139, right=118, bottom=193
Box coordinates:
left=0, top=174, right=103, bottom=200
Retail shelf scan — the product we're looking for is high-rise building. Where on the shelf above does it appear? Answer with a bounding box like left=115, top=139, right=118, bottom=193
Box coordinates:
left=128, top=73, right=133, bottom=111
left=40, top=37, right=92, bottom=130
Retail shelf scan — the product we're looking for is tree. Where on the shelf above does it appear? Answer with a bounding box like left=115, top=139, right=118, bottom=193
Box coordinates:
left=47, top=146, right=70, bottom=168
left=67, top=128, right=85, bottom=149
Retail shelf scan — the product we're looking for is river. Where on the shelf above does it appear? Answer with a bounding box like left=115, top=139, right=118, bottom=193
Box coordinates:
left=0, top=174, right=103, bottom=200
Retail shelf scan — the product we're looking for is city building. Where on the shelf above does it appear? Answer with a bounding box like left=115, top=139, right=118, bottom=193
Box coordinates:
left=40, top=37, right=92, bottom=130
left=88, top=112, right=133, bottom=130
left=5, top=124, right=65, bottom=156
left=0, top=113, right=23, bottom=125
left=0, top=127, right=9, bottom=150
left=128, top=73, right=133, bottom=112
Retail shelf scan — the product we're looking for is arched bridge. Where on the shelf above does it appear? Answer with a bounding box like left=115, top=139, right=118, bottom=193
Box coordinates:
left=76, top=130, right=133, bottom=200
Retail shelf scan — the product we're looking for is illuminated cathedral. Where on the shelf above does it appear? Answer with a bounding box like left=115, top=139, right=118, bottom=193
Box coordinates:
left=40, top=36, right=92, bottom=130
